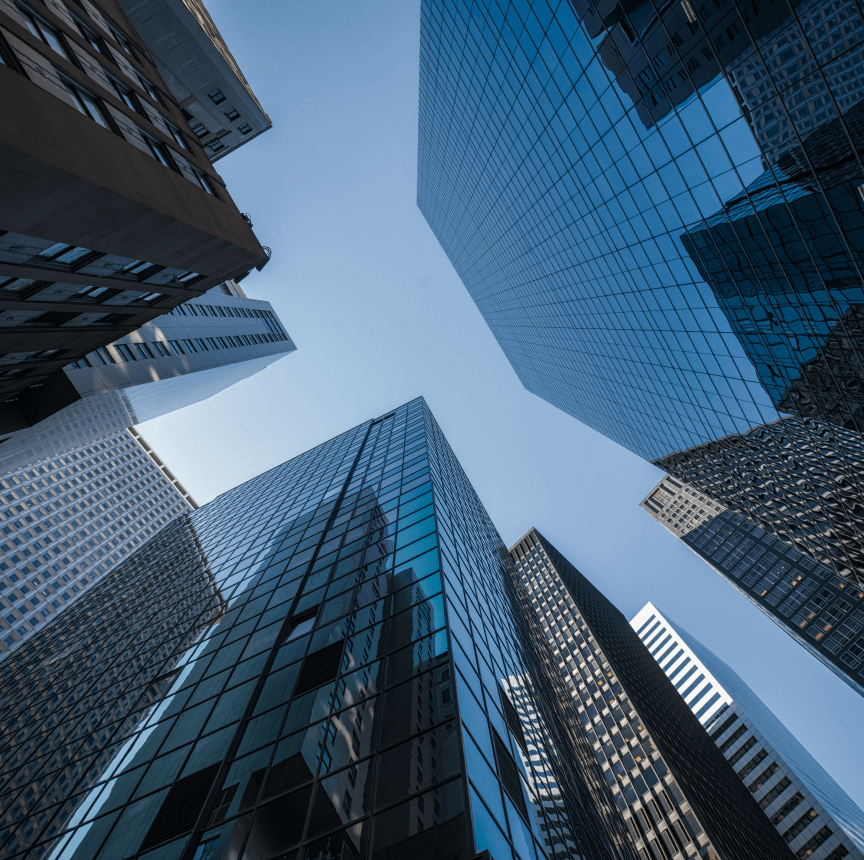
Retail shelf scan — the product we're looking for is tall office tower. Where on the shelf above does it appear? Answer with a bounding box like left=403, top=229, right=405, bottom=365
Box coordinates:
left=510, top=528, right=795, bottom=860
left=632, top=603, right=864, bottom=860
left=0, top=399, right=636, bottom=860
left=640, top=476, right=864, bottom=698
left=0, top=0, right=270, bottom=437
left=0, top=426, right=195, bottom=659
left=417, top=0, right=864, bottom=581
left=0, top=284, right=294, bottom=473
left=117, top=0, right=271, bottom=159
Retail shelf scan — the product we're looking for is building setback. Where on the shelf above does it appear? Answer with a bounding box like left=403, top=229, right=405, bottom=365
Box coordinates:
left=510, top=528, right=795, bottom=860
left=640, top=476, right=864, bottom=698
left=0, top=0, right=271, bottom=435
left=632, top=603, right=864, bottom=860
left=0, top=399, right=636, bottom=860
left=117, top=0, right=272, bottom=160
left=0, top=426, right=195, bottom=659
left=0, top=283, right=294, bottom=473
left=417, top=0, right=864, bottom=583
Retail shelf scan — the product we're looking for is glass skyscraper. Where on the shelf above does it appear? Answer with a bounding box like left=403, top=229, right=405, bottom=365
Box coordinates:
left=417, top=0, right=864, bottom=582
left=640, top=475, right=864, bottom=697
left=510, top=528, right=795, bottom=860
left=632, top=603, right=864, bottom=860
left=0, top=399, right=639, bottom=860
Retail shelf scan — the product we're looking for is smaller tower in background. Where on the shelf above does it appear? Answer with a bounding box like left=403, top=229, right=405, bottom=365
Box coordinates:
left=640, top=476, right=864, bottom=698
left=631, top=603, right=864, bottom=860
left=511, top=527, right=797, bottom=860
left=0, top=282, right=294, bottom=473
left=0, top=427, right=195, bottom=659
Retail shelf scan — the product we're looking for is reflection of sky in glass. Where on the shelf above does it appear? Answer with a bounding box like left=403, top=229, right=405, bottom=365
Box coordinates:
left=35, top=399, right=608, bottom=860
left=419, top=0, right=785, bottom=460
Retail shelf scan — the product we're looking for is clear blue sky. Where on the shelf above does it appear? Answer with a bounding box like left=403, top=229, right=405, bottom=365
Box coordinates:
left=141, top=0, right=864, bottom=808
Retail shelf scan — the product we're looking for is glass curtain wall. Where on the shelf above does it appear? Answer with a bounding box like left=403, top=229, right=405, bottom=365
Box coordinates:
left=0, top=399, right=630, bottom=860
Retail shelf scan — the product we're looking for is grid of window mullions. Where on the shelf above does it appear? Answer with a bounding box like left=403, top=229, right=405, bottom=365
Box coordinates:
left=31, top=404, right=439, bottom=859
left=0, top=526, right=220, bottom=857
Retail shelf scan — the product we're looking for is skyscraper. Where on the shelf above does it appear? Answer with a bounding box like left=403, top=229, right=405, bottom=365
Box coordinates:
left=640, top=476, right=864, bottom=697
left=417, top=0, right=864, bottom=581
left=117, top=0, right=272, bottom=159
left=0, top=0, right=271, bottom=432
left=0, top=283, right=294, bottom=473
left=632, top=603, right=864, bottom=860
left=510, top=527, right=794, bottom=860
left=0, top=426, right=195, bottom=659
left=0, top=399, right=635, bottom=860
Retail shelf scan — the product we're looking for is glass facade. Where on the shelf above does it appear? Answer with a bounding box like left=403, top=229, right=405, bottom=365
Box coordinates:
left=0, top=399, right=635, bottom=860
left=417, top=0, right=864, bottom=579
left=0, top=427, right=195, bottom=658
left=640, top=476, right=864, bottom=697
left=632, top=603, right=864, bottom=860
left=510, top=528, right=797, bottom=860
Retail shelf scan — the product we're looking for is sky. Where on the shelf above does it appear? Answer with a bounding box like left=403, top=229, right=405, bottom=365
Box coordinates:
left=140, top=0, right=864, bottom=807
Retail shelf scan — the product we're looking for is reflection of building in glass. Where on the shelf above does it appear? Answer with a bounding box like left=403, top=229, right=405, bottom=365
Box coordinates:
left=0, top=399, right=636, bottom=860
left=0, top=426, right=195, bottom=658
left=0, top=284, right=293, bottom=473
left=504, top=675, right=581, bottom=860
left=575, top=0, right=795, bottom=130
left=511, top=528, right=794, bottom=860
left=416, top=0, right=864, bottom=582
left=632, top=603, right=864, bottom=860
left=680, top=168, right=864, bottom=434
left=652, top=419, right=864, bottom=586
left=0, top=513, right=221, bottom=860
left=640, top=475, right=864, bottom=698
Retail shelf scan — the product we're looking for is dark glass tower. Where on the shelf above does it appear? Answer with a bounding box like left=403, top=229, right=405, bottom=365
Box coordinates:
left=510, top=528, right=796, bottom=860
left=640, top=476, right=864, bottom=698
left=417, top=0, right=864, bottom=582
left=0, top=399, right=635, bottom=860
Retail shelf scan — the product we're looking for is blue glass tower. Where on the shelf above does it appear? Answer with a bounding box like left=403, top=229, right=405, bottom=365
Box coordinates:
left=0, top=399, right=636, bottom=860
left=417, top=0, right=864, bottom=583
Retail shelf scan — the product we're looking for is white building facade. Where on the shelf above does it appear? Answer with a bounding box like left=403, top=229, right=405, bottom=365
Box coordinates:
left=0, top=428, right=195, bottom=658
left=632, top=603, right=864, bottom=860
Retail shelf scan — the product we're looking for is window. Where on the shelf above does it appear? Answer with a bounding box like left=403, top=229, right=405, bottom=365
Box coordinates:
left=20, top=8, right=67, bottom=57
left=108, top=26, right=137, bottom=59
left=35, top=243, right=94, bottom=266
left=225, top=108, right=240, bottom=121
left=0, top=277, right=38, bottom=293
left=112, top=344, right=135, bottom=362
left=165, top=124, right=187, bottom=150
left=75, top=19, right=109, bottom=57
left=238, top=123, right=252, bottom=135
left=136, top=73, right=161, bottom=103
left=73, top=285, right=108, bottom=299
left=209, top=140, right=225, bottom=153
left=115, top=260, right=154, bottom=277
left=191, top=169, right=215, bottom=195
left=175, top=270, right=201, bottom=285
left=142, top=134, right=175, bottom=170
left=287, top=615, right=315, bottom=641
left=110, top=78, right=144, bottom=115
left=192, top=123, right=210, bottom=139
left=63, top=80, right=111, bottom=129
left=133, top=343, right=153, bottom=360
left=208, top=89, right=226, bottom=103
left=0, top=31, right=22, bottom=71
